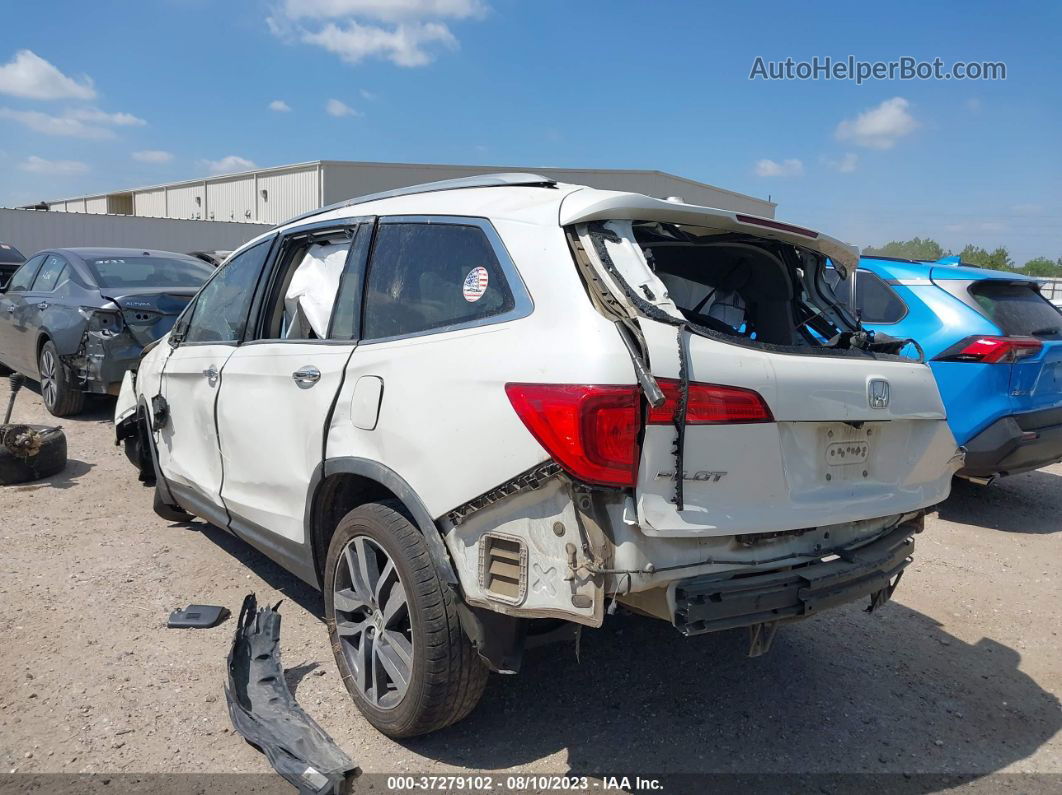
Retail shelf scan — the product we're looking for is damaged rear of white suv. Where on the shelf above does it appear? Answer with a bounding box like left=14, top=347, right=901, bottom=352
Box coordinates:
left=115, top=174, right=963, bottom=738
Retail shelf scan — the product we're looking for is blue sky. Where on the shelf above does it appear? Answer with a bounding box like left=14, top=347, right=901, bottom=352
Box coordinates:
left=1, top=0, right=1059, bottom=263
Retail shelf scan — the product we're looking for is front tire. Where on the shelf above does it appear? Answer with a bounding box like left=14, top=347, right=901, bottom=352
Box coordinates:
left=324, top=500, right=488, bottom=738
left=38, top=340, right=84, bottom=417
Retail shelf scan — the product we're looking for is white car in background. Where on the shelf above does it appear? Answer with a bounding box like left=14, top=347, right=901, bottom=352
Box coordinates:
left=116, top=174, right=963, bottom=737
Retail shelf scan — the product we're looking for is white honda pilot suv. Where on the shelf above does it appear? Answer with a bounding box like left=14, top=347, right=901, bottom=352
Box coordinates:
left=115, top=174, right=963, bottom=737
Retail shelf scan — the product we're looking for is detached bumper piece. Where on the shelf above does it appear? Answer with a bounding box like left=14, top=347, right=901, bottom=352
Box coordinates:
left=226, top=594, right=359, bottom=795
left=673, top=523, right=916, bottom=636
left=960, top=407, right=1062, bottom=478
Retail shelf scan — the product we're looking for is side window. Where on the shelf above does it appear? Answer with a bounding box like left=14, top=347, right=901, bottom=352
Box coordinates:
left=6, top=255, right=46, bottom=292
left=255, top=226, right=357, bottom=341
left=855, top=270, right=907, bottom=323
left=362, top=222, right=515, bottom=340
left=183, top=239, right=272, bottom=344
left=31, top=255, right=67, bottom=292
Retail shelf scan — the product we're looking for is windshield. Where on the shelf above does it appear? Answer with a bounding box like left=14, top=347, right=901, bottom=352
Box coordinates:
left=85, top=256, right=213, bottom=289
left=971, top=281, right=1062, bottom=339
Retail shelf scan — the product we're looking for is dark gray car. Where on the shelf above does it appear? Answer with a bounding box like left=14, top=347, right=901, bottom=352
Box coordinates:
left=0, top=247, right=213, bottom=416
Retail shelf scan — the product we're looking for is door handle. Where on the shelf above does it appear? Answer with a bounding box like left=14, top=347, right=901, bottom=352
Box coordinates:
left=6, top=305, right=13, bottom=313
left=292, top=366, right=321, bottom=386
left=37, top=302, right=49, bottom=310
left=202, top=365, right=219, bottom=380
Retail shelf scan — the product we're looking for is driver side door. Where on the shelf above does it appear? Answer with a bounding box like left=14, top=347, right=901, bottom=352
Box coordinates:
left=156, top=237, right=274, bottom=522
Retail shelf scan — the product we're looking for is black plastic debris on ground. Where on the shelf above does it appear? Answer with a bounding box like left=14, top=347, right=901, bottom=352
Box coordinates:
left=167, top=604, right=229, bottom=629
left=225, top=594, right=360, bottom=795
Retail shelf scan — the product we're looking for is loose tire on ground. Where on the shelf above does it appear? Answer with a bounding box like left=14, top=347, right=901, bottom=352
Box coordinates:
left=38, top=340, right=84, bottom=417
left=324, top=500, right=488, bottom=738
left=0, top=425, right=67, bottom=485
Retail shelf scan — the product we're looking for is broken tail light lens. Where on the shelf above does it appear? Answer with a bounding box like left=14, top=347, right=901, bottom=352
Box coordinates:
left=648, top=379, right=773, bottom=424
left=933, top=336, right=1042, bottom=364
left=505, top=383, right=641, bottom=487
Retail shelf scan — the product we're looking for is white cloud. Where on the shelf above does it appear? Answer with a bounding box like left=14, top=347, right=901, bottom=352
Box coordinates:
left=835, top=97, right=918, bottom=150
left=270, top=0, right=483, bottom=67
left=302, top=20, right=457, bottom=66
left=0, top=105, right=146, bottom=139
left=200, top=155, right=257, bottom=174
left=359, top=88, right=376, bottom=100
left=325, top=97, right=360, bottom=117
left=19, top=155, right=89, bottom=175
left=824, top=152, right=859, bottom=173
left=133, top=150, right=174, bottom=164
left=269, top=99, right=292, bottom=112
left=280, top=0, right=487, bottom=22
left=0, top=107, right=114, bottom=139
left=755, top=158, right=804, bottom=177
left=0, top=50, right=95, bottom=100
left=66, top=107, right=146, bottom=126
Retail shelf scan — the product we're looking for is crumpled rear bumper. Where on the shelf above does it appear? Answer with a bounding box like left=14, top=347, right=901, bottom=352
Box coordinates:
left=670, top=522, right=917, bottom=635
left=60, top=331, right=143, bottom=395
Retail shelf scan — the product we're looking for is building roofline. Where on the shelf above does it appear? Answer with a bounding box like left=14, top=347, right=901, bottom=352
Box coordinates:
left=47, top=159, right=774, bottom=209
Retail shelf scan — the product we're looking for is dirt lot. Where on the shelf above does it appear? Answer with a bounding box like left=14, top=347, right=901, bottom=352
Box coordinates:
left=1, top=377, right=1059, bottom=790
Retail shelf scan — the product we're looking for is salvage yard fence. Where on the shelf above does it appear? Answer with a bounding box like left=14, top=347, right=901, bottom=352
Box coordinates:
left=0, top=208, right=271, bottom=259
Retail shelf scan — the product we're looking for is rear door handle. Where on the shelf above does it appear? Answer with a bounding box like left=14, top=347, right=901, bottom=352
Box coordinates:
left=203, top=365, right=219, bottom=380
left=292, top=366, right=321, bottom=386
left=37, top=302, right=48, bottom=310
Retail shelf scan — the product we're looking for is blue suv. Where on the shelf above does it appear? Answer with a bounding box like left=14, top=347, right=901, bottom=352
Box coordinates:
left=827, top=257, right=1062, bottom=481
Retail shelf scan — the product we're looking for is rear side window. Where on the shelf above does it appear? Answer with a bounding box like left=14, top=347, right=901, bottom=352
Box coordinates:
left=32, top=255, right=67, bottom=292
left=6, top=255, right=45, bottom=291
left=855, top=270, right=906, bottom=323
left=970, top=282, right=1062, bottom=339
left=362, top=222, right=515, bottom=340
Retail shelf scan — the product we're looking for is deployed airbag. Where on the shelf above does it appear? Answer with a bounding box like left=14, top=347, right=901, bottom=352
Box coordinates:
left=283, top=243, right=348, bottom=338
left=225, top=594, right=359, bottom=795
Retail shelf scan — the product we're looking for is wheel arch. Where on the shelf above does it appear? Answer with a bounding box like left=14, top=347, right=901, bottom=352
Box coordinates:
left=306, top=458, right=459, bottom=589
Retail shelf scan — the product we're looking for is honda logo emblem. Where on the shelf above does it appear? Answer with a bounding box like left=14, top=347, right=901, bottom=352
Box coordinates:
left=868, top=379, right=890, bottom=409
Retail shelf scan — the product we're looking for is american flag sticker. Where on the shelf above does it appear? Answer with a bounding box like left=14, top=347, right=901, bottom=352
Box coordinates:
left=463, top=266, right=489, bottom=302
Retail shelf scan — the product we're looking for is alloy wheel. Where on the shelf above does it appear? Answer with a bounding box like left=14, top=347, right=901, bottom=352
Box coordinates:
left=39, top=348, right=57, bottom=409
left=332, top=535, right=414, bottom=709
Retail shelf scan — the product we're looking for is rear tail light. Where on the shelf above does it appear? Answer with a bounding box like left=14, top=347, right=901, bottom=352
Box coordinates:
left=505, top=380, right=774, bottom=487
left=648, top=379, right=773, bottom=424
left=933, top=336, right=1042, bottom=364
left=505, top=384, right=641, bottom=487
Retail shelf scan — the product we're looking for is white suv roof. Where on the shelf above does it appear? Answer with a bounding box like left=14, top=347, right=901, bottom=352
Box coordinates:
left=268, top=173, right=860, bottom=274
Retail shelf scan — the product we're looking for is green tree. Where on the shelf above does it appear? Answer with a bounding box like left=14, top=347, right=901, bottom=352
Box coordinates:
left=959, top=244, right=1014, bottom=271
left=1022, top=257, right=1062, bottom=277
left=864, top=237, right=947, bottom=260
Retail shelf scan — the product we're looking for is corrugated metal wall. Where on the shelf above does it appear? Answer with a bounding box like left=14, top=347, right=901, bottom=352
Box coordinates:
left=255, top=166, right=320, bottom=224
left=134, top=189, right=166, bottom=217
left=206, top=177, right=256, bottom=222
left=165, top=184, right=207, bottom=220
left=85, top=196, right=108, bottom=214
left=322, top=163, right=777, bottom=217
left=0, top=208, right=270, bottom=258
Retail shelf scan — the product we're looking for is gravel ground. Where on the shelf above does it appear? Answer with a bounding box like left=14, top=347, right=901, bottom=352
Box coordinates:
left=0, top=377, right=1059, bottom=790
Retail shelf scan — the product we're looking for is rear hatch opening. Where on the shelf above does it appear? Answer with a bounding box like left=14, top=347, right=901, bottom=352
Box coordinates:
left=554, top=205, right=960, bottom=537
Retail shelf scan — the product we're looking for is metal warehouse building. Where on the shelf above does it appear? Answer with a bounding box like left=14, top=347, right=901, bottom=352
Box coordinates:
left=44, top=160, right=776, bottom=225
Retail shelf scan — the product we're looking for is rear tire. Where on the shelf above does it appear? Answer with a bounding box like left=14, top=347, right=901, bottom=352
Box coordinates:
left=324, top=500, right=488, bottom=737
left=38, top=340, right=84, bottom=417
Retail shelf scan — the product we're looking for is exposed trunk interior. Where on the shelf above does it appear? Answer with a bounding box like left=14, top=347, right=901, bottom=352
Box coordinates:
left=632, top=222, right=855, bottom=353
